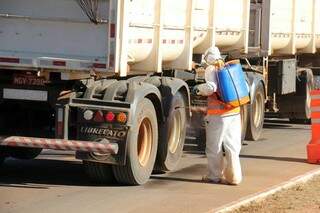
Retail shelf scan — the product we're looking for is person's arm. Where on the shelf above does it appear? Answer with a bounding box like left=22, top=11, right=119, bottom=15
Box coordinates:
left=196, top=65, right=218, bottom=96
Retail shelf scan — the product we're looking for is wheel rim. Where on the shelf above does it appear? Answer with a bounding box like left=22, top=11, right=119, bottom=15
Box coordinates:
left=168, top=110, right=182, bottom=154
left=253, top=92, right=263, bottom=128
left=137, top=118, right=153, bottom=167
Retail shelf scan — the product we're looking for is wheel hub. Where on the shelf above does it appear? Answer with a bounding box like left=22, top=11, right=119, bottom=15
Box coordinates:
left=137, top=118, right=153, bottom=167
left=253, top=93, right=263, bottom=128
left=168, top=110, right=182, bottom=154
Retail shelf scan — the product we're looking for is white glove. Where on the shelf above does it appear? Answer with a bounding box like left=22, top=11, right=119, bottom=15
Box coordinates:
left=196, top=83, right=215, bottom=96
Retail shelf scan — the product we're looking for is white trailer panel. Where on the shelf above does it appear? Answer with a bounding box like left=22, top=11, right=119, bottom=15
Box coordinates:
left=1, top=0, right=319, bottom=77
left=0, top=0, right=111, bottom=71
left=123, top=0, right=250, bottom=75
left=0, top=0, right=250, bottom=76
left=269, top=0, right=320, bottom=54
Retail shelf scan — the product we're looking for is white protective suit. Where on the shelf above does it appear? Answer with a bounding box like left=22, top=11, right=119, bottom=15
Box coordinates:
left=197, top=47, right=242, bottom=185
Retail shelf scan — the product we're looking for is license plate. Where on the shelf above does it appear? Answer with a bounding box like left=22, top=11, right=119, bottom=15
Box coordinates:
left=3, top=88, right=48, bottom=101
left=13, top=74, right=46, bottom=86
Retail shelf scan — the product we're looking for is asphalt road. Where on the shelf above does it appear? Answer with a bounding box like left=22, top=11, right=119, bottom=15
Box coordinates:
left=0, top=119, right=318, bottom=213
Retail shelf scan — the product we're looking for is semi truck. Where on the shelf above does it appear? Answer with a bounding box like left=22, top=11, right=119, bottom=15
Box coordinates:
left=0, top=0, right=319, bottom=185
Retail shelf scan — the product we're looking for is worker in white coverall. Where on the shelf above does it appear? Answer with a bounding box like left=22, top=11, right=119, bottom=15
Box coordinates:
left=195, top=47, right=242, bottom=185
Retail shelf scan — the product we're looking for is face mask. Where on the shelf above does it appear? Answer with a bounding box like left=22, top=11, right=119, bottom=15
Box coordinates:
left=205, top=54, right=218, bottom=65
left=204, top=47, right=222, bottom=64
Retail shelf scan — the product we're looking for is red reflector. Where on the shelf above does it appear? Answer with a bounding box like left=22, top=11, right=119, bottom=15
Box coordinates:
left=93, top=63, right=107, bottom=69
left=117, top=112, right=127, bottom=123
left=93, top=111, right=104, bottom=122
left=105, top=112, right=115, bottom=122
left=0, top=57, right=20, bottom=64
left=53, top=60, right=66, bottom=67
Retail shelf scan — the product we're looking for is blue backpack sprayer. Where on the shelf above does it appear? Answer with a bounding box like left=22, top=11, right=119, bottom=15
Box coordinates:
left=216, top=60, right=250, bottom=107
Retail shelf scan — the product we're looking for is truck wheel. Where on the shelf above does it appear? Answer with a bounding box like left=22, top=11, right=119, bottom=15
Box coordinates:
left=112, top=98, right=158, bottom=185
left=246, top=82, right=265, bottom=141
left=83, top=161, right=116, bottom=183
left=9, top=147, right=42, bottom=160
left=288, top=69, right=313, bottom=124
left=155, top=92, right=187, bottom=171
left=240, top=105, right=249, bottom=142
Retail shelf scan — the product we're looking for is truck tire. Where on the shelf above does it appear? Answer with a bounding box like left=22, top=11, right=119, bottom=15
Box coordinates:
left=83, top=161, right=116, bottom=183
left=112, top=98, right=158, bottom=185
left=288, top=69, right=313, bottom=124
left=240, top=105, right=249, bottom=142
left=9, top=147, right=42, bottom=160
left=155, top=92, right=187, bottom=171
left=246, top=82, right=265, bottom=141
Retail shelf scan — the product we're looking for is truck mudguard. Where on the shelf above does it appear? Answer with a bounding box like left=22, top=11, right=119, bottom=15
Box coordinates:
left=160, top=77, right=191, bottom=118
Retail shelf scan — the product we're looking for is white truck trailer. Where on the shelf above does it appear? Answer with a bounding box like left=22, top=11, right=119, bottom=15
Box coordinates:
left=0, top=0, right=319, bottom=185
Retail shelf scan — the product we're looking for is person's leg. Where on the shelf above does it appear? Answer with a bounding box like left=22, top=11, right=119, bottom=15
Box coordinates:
left=223, top=114, right=242, bottom=185
left=205, top=115, right=226, bottom=181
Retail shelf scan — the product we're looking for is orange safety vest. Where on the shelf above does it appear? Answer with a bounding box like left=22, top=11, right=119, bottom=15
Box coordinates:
left=207, top=93, right=240, bottom=116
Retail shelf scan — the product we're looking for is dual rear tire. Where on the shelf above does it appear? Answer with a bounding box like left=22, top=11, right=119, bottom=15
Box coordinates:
left=84, top=98, right=158, bottom=185
left=289, top=70, right=313, bottom=124
left=112, top=98, right=158, bottom=185
left=84, top=93, right=187, bottom=185
left=278, top=69, right=313, bottom=124
left=155, top=92, right=187, bottom=171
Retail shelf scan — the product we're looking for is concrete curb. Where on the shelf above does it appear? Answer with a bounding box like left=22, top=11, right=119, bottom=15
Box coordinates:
left=211, top=168, right=320, bottom=213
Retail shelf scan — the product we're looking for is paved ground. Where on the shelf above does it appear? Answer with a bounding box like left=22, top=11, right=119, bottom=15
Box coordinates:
left=0, top=119, right=318, bottom=213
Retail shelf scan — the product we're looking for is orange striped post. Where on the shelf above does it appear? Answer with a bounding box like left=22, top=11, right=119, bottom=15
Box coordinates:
left=307, top=90, right=320, bottom=164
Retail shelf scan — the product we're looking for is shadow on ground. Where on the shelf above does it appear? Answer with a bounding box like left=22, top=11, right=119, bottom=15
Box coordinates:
left=151, top=163, right=207, bottom=184
left=263, top=123, right=309, bottom=130
left=240, top=154, right=306, bottom=163
left=0, top=158, right=118, bottom=188
left=0, top=157, right=208, bottom=189
left=263, top=119, right=310, bottom=130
